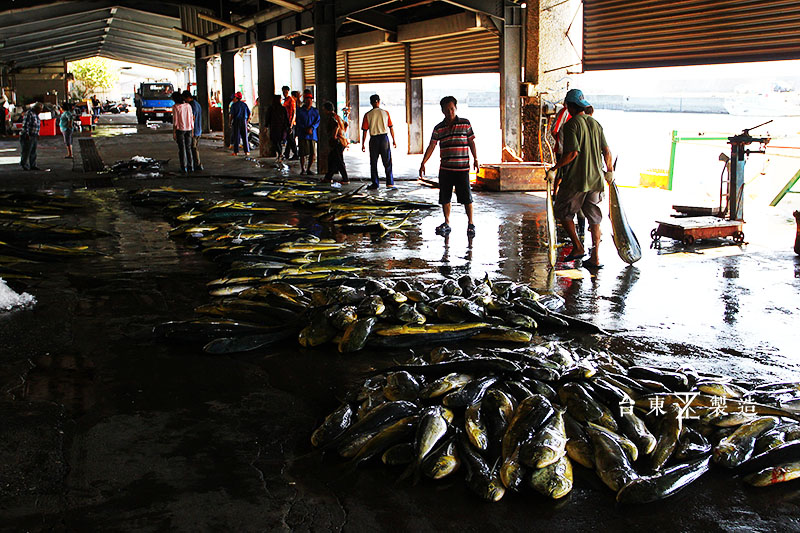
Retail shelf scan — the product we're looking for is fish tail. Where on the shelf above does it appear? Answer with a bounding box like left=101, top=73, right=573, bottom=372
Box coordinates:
left=397, top=460, right=419, bottom=483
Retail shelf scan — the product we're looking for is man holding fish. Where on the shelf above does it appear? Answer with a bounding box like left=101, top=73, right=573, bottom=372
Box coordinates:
left=547, top=89, right=614, bottom=269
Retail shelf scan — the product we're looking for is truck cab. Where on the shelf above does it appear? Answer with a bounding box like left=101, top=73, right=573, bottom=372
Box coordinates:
left=135, top=82, right=174, bottom=124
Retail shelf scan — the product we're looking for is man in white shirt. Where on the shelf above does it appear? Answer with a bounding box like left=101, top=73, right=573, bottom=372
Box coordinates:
left=361, top=94, right=396, bottom=190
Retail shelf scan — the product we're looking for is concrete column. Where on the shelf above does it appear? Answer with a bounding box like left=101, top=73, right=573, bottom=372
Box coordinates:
left=404, top=44, right=423, bottom=155
left=314, top=0, right=337, bottom=174
left=524, top=0, right=538, bottom=85
left=407, top=79, right=423, bottom=154
left=195, top=48, right=210, bottom=133
left=257, top=41, right=275, bottom=157
left=347, top=84, right=360, bottom=143
left=501, top=2, right=522, bottom=157
left=344, top=52, right=360, bottom=144
left=221, top=50, right=235, bottom=148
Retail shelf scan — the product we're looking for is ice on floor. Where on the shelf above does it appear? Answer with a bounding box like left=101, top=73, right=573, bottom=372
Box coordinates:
left=0, top=278, right=36, bottom=311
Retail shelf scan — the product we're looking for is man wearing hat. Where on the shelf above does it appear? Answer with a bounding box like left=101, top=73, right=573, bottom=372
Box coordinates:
left=229, top=92, right=251, bottom=156
left=295, top=89, right=320, bottom=174
left=547, top=88, right=613, bottom=269
left=361, top=94, right=396, bottom=190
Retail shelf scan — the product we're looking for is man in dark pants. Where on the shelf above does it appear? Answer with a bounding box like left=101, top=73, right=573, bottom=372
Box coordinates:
left=361, top=94, right=396, bottom=190
left=0, top=98, right=7, bottom=135
left=295, top=90, right=320, bottom=175
left=321, top=101, right=349, bottom=185
left=182, top=90, right=203, bottom=171
left=282, top=86, right=298, bottom=160
left=229, top=92, right=250, bottom=156
left=419, top=96, right=478, bottom=237
left=20, top=102, right=43, bottom=170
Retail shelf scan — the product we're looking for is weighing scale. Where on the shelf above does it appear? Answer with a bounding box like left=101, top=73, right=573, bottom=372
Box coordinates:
left=651, top=121, right=771, bottom=247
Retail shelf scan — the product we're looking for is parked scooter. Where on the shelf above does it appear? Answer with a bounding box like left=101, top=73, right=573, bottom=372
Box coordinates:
left=247, top=123, right=259, bottom=148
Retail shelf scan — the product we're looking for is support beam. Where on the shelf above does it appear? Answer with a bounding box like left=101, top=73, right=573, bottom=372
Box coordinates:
left=344, top=10, right=398, bottom=33
left=221, top=50, right=236, bottom=148
left=3, top=21, right=108, bottom=48
left=198, top=13, right=249, bottom=33
left=264, top=0, right=305, bottom=12
left=172, top=27, right=213, bottom=45
left=257, top=41, right=276, bottom=157
left=334, top=0, right=397, bottom=17
left=195, top=47, right=210, bottom=133
left=344, top=52, right=359, bottom=143
left=524, top=0, right=538, bottom=84
left=100, top=41, right=194, bottom=65
left=397, top=12, right=480, bottom=42
left=407, top=79, right=423, bottom=154
left=347, top=84, right=360, bottom=143
left=2, top=37, right=101, bottom=59
left=103, top=35, right=195, bottom=57
left=501, top=2, right=522, bottom=156
left=107, top=27, right=189, bottom=47
left=314, top=0, right=337, bottom=174
left=404, top=44, right=422, bottom=154
left=439, top=0, right=503, bottom=20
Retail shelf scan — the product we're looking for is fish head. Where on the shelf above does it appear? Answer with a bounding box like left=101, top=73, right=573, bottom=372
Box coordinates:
left=485, top=477, right=506, bottom=502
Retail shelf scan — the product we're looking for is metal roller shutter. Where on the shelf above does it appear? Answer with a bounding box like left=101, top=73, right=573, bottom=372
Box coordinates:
left=303, top=30, right=498, bottom=84
left=302, top=54, right=346, bottom=86
left=410, top=31, right=500, bottom=77
left=303, top=56, right=315, bottom=86
left=347, top=45, right=406, bottom=84
left=584, top=0, right=800, bottom=70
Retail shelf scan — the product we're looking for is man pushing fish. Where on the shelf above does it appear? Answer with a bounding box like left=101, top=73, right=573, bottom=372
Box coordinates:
left=547, top=89, right=614, bottom=269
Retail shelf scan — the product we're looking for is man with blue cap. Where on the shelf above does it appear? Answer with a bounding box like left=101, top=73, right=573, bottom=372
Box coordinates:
left=547, top=88, right=613, bottom=269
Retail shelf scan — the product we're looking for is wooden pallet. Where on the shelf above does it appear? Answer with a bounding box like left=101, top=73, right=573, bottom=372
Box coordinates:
left=476, top=163, right=548, bottom=191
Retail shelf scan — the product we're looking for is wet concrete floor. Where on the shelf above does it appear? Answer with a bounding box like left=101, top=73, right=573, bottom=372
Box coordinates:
left=1, top=117, right=800, bottom=531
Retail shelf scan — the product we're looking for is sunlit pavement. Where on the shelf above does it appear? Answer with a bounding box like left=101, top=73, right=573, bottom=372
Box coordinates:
left=0, top=116, right=799, bottom=530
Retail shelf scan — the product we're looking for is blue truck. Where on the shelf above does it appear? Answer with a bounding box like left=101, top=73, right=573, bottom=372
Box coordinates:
left=134, top=82, right=174, bottom=124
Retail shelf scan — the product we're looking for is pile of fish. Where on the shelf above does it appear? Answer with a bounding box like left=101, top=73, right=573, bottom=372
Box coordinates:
left=0, top=191, right=103, bottom=264
left=106, top=156, right=167, bottom=178
left=242, top=179, right=432, bottom=234
left=311, top=344, right=800, bottom=504
left=156, top=274, right=606, bottom=355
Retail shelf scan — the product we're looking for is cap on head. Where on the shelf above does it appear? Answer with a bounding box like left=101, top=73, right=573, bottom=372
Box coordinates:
left=369, top=94, right=380, bottom=105
left=234, top=91, right=243, bottom=99
left=564, top=88, right=590, bottom=108
left=303, top=89, right=313, bottom=100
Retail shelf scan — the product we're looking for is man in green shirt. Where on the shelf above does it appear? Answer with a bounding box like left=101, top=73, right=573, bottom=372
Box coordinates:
left=548, top=89, right=613, bottom=268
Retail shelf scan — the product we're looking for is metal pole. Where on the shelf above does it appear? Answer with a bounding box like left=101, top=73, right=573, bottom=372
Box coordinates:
left=769, top=167, right=800, bottom=207
left=668, top=130, right=678, bottom=191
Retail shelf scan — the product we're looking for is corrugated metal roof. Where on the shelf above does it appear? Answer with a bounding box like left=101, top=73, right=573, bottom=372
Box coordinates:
left=0, top=1, right=195, bottom=69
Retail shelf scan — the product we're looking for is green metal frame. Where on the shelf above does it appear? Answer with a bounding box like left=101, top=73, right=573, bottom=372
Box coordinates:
left=667, top=131, right=729, bottom=191
left=769, top=168, right=800, bottom=206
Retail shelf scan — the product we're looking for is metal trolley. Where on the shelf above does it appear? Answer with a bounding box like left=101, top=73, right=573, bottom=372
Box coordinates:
left=651, top=121, right=770, bottom=248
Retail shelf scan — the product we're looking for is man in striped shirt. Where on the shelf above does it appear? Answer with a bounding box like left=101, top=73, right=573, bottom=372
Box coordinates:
left=419, top=96, right=478, bottom=237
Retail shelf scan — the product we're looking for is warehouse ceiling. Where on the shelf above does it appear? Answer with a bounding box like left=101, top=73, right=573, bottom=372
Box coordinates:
left=0, top=0, right=506, bottom=70
left=0, top=1, right=198, bottom=69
